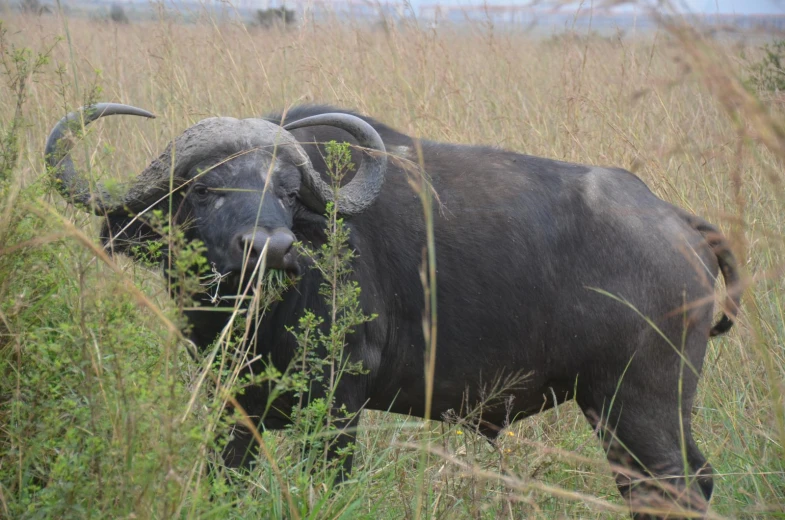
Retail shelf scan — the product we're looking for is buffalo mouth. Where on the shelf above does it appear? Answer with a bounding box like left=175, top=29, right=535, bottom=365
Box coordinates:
left=202, top=263, right=300, bottom=305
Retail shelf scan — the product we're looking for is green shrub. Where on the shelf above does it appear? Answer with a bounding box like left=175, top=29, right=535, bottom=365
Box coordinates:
left=746, top=39, right=785, bottom=93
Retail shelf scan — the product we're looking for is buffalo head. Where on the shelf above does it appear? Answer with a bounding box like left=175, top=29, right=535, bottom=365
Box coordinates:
left=44, top=103, right=387, bottom=283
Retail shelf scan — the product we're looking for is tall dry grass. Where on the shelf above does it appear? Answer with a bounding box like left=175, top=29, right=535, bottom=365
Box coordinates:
left=0, top=5, right=783, bottom=519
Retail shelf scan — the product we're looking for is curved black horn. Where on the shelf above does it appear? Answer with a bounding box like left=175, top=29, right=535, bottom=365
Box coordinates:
left=45, top=103, right=155, bottom=214
left=284, top=113, right=387, bottom=215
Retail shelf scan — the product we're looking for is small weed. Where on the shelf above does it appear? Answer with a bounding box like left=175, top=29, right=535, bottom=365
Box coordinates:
left=745, top=39, right=785, bottom=93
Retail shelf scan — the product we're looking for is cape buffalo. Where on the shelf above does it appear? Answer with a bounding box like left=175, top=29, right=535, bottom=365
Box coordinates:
left=45, top=103, right=742, bottom=518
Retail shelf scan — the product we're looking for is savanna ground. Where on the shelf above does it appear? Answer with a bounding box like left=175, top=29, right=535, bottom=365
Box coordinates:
left=0, top=4, right=784, bottom=519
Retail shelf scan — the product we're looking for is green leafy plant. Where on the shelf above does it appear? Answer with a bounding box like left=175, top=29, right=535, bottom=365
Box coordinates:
left=745, top=39, right=785, bottom=93
left=0, top=22, right=54, bottom=185
left=284, top=141, right=374, bottom=475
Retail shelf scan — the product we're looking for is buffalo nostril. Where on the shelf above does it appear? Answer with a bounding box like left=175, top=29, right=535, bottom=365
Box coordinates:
left=240, top=231, right=268, bottom=257
left=235, top=235, right=249, bottom=256
left=269, top=232, right=294, bottom=257
left=265, top=230, right=295, bottom=269
left=239, top=228, right=295, bottom=270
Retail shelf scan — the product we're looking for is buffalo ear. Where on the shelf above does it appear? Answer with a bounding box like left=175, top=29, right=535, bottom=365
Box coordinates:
left=100, top=213, right=164, bottom=264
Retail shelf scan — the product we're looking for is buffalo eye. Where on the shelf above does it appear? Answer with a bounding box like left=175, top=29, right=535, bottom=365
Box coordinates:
left=191, top=184, right=210, bottom=199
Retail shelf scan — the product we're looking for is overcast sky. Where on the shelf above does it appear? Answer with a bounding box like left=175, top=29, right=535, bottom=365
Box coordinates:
left=657, top=0, right=781, bottom=13
left=414, top=1, right=785, bottom=15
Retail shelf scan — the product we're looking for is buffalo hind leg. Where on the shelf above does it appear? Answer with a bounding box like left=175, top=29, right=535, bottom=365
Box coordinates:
left=578, top=387, right=713, bottom=518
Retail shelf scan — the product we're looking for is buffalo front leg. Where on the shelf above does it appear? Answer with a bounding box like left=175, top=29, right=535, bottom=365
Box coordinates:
left=305, top=383, right=364, bottom=481
left=221, top=420, right=258, bottom=470
left=220, top=386, right=290, bottom=470
left=321, top=410, right=361, bottom=482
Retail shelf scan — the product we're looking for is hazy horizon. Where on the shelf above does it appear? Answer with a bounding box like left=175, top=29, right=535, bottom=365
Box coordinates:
left=406, top=1, right=784, bottom=16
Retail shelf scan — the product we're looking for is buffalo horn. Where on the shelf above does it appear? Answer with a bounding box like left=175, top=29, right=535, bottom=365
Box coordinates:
left=46, top=105, right=387, bottom=217
left=284, top=113, right=387, bottom=215
left=44, top=103, right=156, bottom=214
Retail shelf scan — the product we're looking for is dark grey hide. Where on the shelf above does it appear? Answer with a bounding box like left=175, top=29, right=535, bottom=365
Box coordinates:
left=54, top=104, right=742, bottom=519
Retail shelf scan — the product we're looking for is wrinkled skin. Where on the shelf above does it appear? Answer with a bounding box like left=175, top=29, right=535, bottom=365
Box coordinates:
left=97, top=105, right=741, bottom=519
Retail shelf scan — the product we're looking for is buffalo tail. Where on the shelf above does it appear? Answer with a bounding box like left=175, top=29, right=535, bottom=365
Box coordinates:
left=678, top=209, right=743, bottom=337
